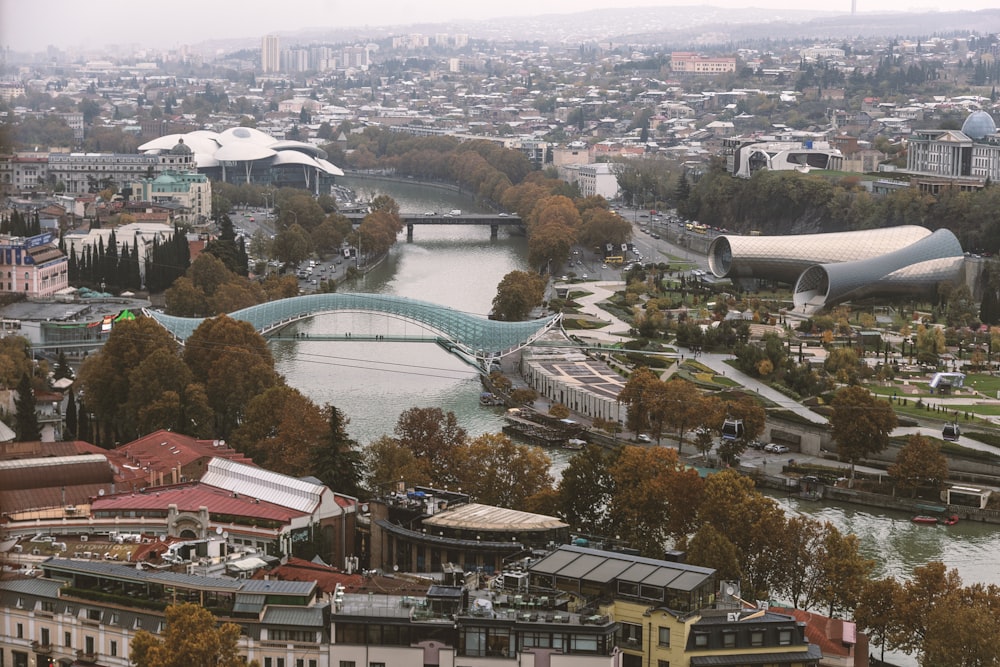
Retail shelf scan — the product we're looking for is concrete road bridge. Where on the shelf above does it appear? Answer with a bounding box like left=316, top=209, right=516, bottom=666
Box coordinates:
left=144, top=293, right=559, bottom=367
left=342, top=212, right=523, bottom=240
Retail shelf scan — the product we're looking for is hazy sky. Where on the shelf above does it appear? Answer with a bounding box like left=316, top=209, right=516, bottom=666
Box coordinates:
left=1, top=0, right=998, bottom=52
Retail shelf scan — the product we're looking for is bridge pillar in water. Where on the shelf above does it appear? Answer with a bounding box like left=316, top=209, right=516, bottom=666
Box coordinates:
left=407, top=223, right=414, bottom=242
left=490, top=223, right=498, bottom=239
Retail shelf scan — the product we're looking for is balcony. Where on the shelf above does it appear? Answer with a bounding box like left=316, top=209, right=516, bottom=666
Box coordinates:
left=76, top=648, right=97, bottom=661
left=30, top=640, right=52, bottom=655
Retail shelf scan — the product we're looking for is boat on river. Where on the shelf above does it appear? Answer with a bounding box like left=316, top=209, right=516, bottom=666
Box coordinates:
left=912, top=515, right=939, bottom=525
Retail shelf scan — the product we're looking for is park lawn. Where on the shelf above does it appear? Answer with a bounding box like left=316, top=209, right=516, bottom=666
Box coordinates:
left=940, top=403, right=1000, bottom=416
left=964, top=373, right=1000, bottom=396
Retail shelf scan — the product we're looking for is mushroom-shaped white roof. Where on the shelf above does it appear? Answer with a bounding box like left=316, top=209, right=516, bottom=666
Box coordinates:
left=138, top=133, right=188, bottom=151
left=139, top=132, right=221, bottom=156
left=215, top=142, right=277, bottom=161
left=218, top=126, right=278, bottom=146
left=315, top=158, right=345, bottom=177
left=271, top=140, right=328, bottom=159
left=271, top=150, right=320, bottom=168
left=193, top=153, right=221, bottom=168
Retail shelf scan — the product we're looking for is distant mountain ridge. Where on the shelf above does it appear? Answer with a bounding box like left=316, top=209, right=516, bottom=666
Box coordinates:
left=203, top=6, right=1000, bottom=55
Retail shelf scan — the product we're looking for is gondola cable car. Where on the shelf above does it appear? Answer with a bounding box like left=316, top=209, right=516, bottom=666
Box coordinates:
left=942, top=422, right=960, bottom=441
left=721, top=417, right=744, bottom=441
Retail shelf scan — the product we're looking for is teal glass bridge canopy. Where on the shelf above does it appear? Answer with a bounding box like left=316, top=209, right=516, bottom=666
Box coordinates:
left=144, top=293, right=561, bottom=362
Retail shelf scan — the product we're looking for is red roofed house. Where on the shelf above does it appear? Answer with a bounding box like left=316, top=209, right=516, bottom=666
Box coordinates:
left=114, top=428, right=254, bottom=487
left=774, top=607, right=869, bottom=667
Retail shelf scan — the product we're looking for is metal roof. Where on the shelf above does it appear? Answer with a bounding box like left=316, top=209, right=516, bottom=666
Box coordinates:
left=689, top=645, right=822, bottom=666
left=200, top=458, right=323, bottom=513
left=529, top=545, right=714, bottom=593
left=0, top=577, right=65, bottom=597
left=261, top=605, right=325, bottom=627
left=242, top=579, right=317, bottom=596
left=583, top=558, right=639, bottom=584
left=421, top=503, right=567, bottom=532
left=528, top=548, right=580, bottom=575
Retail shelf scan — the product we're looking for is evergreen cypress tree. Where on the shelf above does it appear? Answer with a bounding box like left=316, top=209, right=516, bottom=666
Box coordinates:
left=309, top=406, right=365, bottom=499
left=14, top=373, right=41, bottom=442
left=77, top=400, right=91, bottom=444
left=64, top=387, right=78, bottom=441
left=54, top=350, right=71, bottom=380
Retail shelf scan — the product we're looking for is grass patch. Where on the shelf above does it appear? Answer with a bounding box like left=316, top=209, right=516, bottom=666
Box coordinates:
left=561, top=317, right=609, bottom=330
left=964, top=374, right=1000, bottom=396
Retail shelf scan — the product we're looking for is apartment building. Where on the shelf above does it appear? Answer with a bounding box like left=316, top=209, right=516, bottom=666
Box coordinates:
left=670, top=52, right=737, bottom=74
left=0, top=232, right=69, bottom=297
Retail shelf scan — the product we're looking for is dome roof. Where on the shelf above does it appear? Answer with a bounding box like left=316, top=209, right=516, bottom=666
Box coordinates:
left=962, top=111, right=997, bottom=140
left=169, top=138, right=193, bottom=155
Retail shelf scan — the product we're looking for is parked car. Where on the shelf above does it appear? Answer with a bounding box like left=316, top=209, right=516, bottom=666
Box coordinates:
left=637, top=434, right=652, bottom=443
left=771, top=445, right=790, bottom=454
left=763, top=443, right=779, bottom=452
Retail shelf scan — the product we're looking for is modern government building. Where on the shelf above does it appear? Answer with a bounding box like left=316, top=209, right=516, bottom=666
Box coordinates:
left=137, top=127, right=344, bottom=195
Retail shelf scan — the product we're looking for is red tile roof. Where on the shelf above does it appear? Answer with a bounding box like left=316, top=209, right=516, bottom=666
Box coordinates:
left=91, top=483, right=307, bottom=523
left=115, top=430, right=254, bottom=477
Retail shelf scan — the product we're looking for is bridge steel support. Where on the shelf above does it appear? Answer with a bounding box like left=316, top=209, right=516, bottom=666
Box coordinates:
left=490, top=224, right=498, bottom=239
left=406, top=223, right=414, bottom=241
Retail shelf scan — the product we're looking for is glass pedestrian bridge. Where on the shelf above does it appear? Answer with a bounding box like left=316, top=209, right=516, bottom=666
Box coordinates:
left=144, top=293, right=561, bottom=362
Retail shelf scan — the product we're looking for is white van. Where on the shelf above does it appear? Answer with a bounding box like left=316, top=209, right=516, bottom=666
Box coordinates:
left=449, top=209, right=462, bottom=216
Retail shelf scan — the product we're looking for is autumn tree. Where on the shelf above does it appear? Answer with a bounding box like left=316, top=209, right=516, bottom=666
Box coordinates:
left=0, top=335, right=35, bottom=388
left=77, top=317, right=180, bottom=444
left=854, top=577, right=907, bottom=665
left=617, top=367, right=660, bottom=436
left=829, top=385, right=898, bottom=485
left=812, top=524, right=874, bottom=617
left=451, top=433, right=554, bottom=508
left=492, top=270, right=546, bottom=321
left=183, top=315, right=281, bottom=438
left=364, top=435, right=432, bottom=491
left=607, top=446, right=703, bottom=557
left=393, top=407, right=467, bottom=486
left=661, top=378, right=712, bottom=455
left=124, top=348, right=213, bottom=438
left=889, top=433, right=949, bottom=498
left=690, top=470, right=789, bottom=600
left=231, top=385, right=328, bottom=476
left=130, top=603, right=251, bottom=667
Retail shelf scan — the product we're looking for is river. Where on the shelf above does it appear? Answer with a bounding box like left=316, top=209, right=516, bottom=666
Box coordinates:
left=271, top=176, right=577, bottom=473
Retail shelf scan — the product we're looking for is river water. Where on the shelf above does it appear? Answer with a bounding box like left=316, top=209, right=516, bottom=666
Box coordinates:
left=274, top=177, right=1000, bottom=614
left=272, top=176, right=577, bottom=475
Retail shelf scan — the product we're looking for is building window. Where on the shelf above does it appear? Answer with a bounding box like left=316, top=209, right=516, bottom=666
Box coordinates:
left=16, top=623, right=23, bottom=639
left=620, top=622, right=642, bottom=648
left=693, top=632, right=708, bottom=648
left=722, top=631, right=736, bottom=649
left=778, top=629, right=793, bottom=646
left=65, top=631, right=72, bottom=647
left=657, top=626, right=670, bottom=647
left=657, top=661, right=671, bottom=667
left=750, top=630, right=764, bottom=647
left=111, top=640, right=118, bottom=656
left=339, top=662, right=355, bottom=667
left=85, top=636, right=95, bottom=654
left=370, top=663, right=386, bottom=667
left=264, top=659, right=271, bottom=667
left=40, top=628, right=49, bottom=646
left=309, top=662, right=317, bottom=667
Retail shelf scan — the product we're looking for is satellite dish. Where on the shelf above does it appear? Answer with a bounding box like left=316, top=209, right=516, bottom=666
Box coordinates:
left=360, top=503, right=369, bottom=513
left=393, top=565, right=399, bottom=572
left=216, top=526, right=223, bottom=535
left=725, top=585, right=735, bottom=596
left=222, top=532, right=229, bottom=539
left=98, top=489, right=105, bottom=496
left=158, top=535, right=166, bottom=542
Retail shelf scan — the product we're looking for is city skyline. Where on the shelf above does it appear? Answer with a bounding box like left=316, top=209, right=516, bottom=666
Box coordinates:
left=2, top=0, right=999, bottom=54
